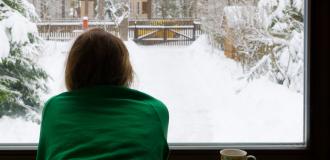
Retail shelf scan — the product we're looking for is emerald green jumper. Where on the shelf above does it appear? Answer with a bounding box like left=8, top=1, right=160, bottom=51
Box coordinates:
left=37, top=85, right=169, bottom=160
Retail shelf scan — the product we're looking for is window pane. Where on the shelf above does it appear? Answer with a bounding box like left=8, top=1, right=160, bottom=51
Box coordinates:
left=0, top=0, right=305, bottom=145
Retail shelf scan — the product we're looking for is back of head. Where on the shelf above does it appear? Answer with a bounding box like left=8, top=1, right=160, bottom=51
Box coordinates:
left=65, top=28, right=133, bottom=91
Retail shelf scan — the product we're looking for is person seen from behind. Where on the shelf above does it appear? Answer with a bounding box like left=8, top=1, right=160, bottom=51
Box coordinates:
left=37, top=28, right=169, bottom=160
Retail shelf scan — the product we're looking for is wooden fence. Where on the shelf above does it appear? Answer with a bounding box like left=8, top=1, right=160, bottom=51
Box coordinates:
left=38, top=30, right=118, bottom=41
left=37, top=19, right=203, bottom=45
left=39, top=32, right=81, bottom=41
left=37, top=20, right=120, bottom=41
left=128, top=19, right=203, bottom=46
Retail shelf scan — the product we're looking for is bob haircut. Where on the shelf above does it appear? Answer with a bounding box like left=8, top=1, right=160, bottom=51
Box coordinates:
left=65, top=28, right=133, bottom=91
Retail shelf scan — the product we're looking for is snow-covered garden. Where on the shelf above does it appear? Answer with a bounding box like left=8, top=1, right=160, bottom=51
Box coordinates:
left=0, top=36, right=303, bottom=143
left=0, top=0, right=305, bottom=144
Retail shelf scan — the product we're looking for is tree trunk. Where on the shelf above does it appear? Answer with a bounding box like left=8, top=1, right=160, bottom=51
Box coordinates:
left=85, top=0, right=89, bottom=17
left=98, top=0, right=105, bottom=20
left=62, top=0, right=65, bottom=18
left=147, top=0, right=152, bottom=19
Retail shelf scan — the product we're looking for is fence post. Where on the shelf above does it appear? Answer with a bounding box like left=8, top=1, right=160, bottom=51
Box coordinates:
left=193, top=22, right=196, bottom=41
left=119, top=18, right=128, bottom=41
left=164, top=28, right=167, bottom=42
left=134, top=21, right=138, bottom=41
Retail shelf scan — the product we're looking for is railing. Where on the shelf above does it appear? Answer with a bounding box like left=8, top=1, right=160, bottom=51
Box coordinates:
left=36, top=20, right=117, bottom=33
left=36, top=19, right=120, bottom=40
left=39, top=32, right=82, bottom=41
left=38, top=18, right=113, bottom=22
left=38, top=31, right=118, bottom=41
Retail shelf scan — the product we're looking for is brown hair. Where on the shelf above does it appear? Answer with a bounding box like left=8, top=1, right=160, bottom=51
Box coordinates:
left=65, top=28, right=133, bottom=91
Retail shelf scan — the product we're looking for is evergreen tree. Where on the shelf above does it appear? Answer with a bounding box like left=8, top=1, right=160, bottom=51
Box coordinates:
left=0, top=0, right=48, bottom=122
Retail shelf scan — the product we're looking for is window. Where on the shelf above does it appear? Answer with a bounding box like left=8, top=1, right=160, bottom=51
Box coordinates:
left=142, top=1, right=148, bottom=14
left=0, top=0, right=310, bottom=153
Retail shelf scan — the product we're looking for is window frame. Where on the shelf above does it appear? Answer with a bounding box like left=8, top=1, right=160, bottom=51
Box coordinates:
left=1, top=0, right=329, bottom=159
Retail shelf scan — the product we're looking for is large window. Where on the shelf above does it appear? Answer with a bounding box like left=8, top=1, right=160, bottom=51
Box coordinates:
left=0, top=0, right=307, bottom=149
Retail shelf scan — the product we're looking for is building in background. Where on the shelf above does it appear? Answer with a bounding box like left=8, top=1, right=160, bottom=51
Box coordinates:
left=79, top=0, right=96, bottom=18
left=130, top=0, right=152, bottom=19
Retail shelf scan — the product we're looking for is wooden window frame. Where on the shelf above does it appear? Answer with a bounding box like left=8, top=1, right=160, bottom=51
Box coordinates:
left=1, top=0, right=329, bottom=159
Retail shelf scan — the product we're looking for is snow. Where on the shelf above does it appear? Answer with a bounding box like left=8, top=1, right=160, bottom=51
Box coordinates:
left=0, top=13, right=38, bottom=44
left=293, top=0, right=304, bottom=13
left=258, top=0, right=279, bottom=28
left=38, top=41, right=73, bottom=99
left=20, top=0, right=39, bottom=22
left=0, top=1, right=35, bottom=59
left=104, top=0, right=129, bottom=26
left=0, top=116, right=40, bottom=143
left=287, top=30, right=304, bottom=93
left=0, top=0, right=39, bottom=56
left=223, top=6, right=257, bottom=28
left=241, top=55, right=271, bottom=81
left=0, top=36, right=303, bottom=143
left=0, top=26, right=10, bottom=58
left=272, top=22, right=288, bottom=32
left=251, top=0, right=304, bottom=93
left=130, top=35, right=303, bottom=143
left=290, top=30, right=304, bottom=60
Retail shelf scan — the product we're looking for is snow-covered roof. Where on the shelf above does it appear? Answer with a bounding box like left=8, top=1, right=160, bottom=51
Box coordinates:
left=223, top=6, right=257, bottom=28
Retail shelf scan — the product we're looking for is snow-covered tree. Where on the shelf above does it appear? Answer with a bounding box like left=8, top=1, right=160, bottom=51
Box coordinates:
left=69, top=0, right=80, bottom=18
left=199, top=0, right=259, bottom=48
left=0, top=0, right=48, bottom=122
left=257, top=0, right=304, bottom=92
left=199, top=0, right=303, bottom=92
left=231, top=0, right=304, bottom=93
left=39, top=0, right=55, bottom=19
left=152, top=0, right=200, bottom=18
left=35, top=0, right=68, bottom=20
left=221, top=5, right=264, bottom=66
left=103, top=0, right=129, bottom=26
left=199, top=0, right=227, bottom=48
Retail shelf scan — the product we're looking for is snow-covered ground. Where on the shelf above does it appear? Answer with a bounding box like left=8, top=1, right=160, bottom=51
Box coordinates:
left=0, top=36, right=304, bottom=143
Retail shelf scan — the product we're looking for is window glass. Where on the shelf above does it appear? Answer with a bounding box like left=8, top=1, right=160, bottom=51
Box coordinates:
left=0, top=0, right=305, bottom=145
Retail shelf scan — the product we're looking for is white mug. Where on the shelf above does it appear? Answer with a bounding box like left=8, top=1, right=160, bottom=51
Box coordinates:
left=220, top=149, right=256, bottom=160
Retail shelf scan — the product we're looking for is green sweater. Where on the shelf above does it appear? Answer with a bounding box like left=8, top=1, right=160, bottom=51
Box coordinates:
left=37, top=85, right=169, bottom=160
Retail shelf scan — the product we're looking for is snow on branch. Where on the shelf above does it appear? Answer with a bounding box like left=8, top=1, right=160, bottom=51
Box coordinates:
left=239, top=54, right=271, bottom=82
left=104, top=0, right=129, bottom=26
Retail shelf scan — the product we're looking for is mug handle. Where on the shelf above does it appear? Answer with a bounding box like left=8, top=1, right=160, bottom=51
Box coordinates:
left=247, top=155, right=256, bottom=160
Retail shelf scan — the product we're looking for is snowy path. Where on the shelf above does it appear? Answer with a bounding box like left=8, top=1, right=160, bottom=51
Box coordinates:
left=127, top=38, right=303, bottom=143
left=131, top=46, right=218, bottom=142
left=0, top=37, right=304, bottom=143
